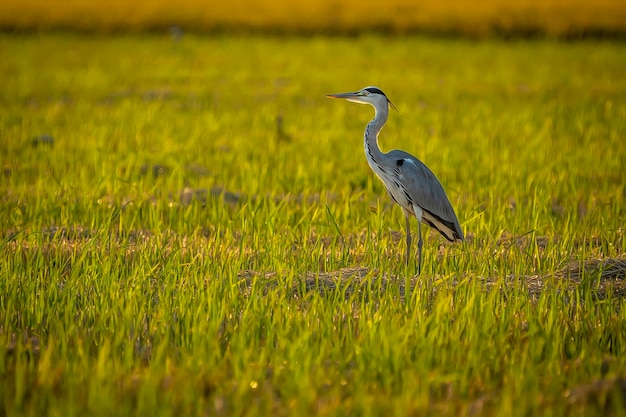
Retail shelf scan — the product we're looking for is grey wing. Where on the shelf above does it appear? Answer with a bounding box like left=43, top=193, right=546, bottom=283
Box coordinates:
left=388, top=150, right=463, bottom=241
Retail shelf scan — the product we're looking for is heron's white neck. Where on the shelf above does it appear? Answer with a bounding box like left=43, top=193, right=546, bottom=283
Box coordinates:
left=363, top=103, right=389, bottom=167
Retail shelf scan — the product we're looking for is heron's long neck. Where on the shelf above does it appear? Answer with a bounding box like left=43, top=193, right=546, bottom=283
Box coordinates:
left=364, top=105, right=388, bottom=167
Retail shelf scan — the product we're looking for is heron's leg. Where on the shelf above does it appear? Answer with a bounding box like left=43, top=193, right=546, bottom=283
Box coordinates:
left=417, top=220, right=423, bottom=275
left=412, top=205, right=424, bottom=275
left=404, top=213, right=412, bottom=266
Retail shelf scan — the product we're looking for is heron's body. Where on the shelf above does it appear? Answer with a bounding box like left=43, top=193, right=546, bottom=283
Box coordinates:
left=327, top=86, right=463, bottom=271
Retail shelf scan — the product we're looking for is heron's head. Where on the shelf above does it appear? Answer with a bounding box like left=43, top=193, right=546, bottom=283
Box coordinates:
left=326, top=86, right=398, bottom=112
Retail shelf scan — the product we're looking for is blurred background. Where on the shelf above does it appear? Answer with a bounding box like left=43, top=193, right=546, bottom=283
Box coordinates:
left=2, top=0, right=625, bottom=37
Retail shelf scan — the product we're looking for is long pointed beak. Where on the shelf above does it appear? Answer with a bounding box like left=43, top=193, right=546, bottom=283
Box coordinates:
left=326, top=92, right=360, bottom=99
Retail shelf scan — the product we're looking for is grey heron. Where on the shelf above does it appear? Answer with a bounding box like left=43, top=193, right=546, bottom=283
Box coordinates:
left=327, top=86, right=463, bottom=272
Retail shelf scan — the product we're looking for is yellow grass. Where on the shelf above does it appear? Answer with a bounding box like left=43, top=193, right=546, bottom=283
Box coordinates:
left=1, top=0, right=626, bottom=35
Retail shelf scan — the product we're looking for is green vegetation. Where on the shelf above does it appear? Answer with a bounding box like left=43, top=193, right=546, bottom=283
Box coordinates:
left=1, top=34, right=625, bottom=416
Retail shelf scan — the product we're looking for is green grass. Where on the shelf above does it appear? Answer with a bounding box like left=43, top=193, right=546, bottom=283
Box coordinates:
left=1, top=33, right=625, bottom=416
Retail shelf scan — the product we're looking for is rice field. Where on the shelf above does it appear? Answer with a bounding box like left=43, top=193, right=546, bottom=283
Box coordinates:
left=0, top=33, right=625, bottom=416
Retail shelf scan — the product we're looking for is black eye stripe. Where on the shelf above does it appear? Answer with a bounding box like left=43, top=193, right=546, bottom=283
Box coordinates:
left=364, top=87, right=386, bottom=96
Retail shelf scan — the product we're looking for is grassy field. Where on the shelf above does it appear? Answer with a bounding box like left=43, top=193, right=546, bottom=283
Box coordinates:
left=1, top=0, right=626, bottom=36
left=0, top=33, right=625, bottom=416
